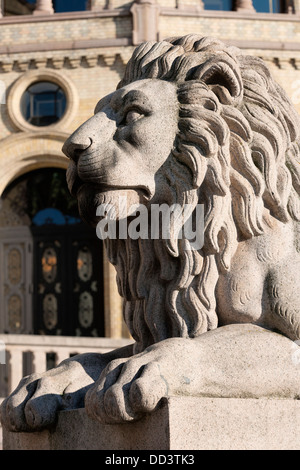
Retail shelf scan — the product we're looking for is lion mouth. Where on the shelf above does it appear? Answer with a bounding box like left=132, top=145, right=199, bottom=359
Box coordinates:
left=66, top=161, right=151, bottom=201
left=66, top=162, right=84, bottom=197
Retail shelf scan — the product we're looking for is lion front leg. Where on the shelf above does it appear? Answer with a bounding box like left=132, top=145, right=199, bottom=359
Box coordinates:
left=85, top=324, right=300, bottom=424
left=0, top=344, right=134, bottom=432
left=85, top=337, right=197, bottom=424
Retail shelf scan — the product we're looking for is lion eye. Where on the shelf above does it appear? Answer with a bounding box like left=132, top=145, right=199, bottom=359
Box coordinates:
left=124, top=109, right=143, bottom=125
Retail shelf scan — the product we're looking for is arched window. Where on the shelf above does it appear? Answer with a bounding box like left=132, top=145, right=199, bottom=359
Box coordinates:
left=0, top=169, right=104, bottom=337
left=203, top=0, right=233, bottom=10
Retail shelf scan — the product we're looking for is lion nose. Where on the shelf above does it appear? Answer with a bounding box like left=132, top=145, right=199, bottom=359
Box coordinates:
left=62, top=133, right=92, bottom=162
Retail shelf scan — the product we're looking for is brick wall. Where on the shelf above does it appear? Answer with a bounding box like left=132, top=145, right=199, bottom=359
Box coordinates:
left=0, top=16, right=132, bottom=48
left=159, top=12, right=300, bottom=43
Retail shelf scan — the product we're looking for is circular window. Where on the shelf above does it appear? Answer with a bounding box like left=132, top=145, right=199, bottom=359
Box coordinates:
left=20, top=81, right=67, bottom=127
left=7, top=69, right=79, bottom=132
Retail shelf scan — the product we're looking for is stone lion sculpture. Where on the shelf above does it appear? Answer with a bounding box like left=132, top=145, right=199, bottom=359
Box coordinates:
left=2, top=34, right=300, bottom=432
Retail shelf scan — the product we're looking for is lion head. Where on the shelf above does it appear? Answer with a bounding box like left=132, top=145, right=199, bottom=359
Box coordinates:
left=63, top=35, right=300, bottom=353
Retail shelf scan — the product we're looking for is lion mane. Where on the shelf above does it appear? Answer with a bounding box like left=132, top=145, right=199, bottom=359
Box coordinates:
left=105, top=35, right=300, bottom=354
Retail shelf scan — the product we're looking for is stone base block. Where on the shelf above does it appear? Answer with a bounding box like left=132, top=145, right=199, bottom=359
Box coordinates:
left=3, top=396, right=300, bottom=450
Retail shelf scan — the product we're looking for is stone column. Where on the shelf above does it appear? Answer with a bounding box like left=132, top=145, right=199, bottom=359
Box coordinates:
left=235, top=0, right=255, bottom=12
left=33, top=0, right=54, bottom=15
left=0, top=0, right=3, bottom=17
left=293, top=0, right=300, bottom=13
left=131, top=0, right=160, bottom=45
left=87, top=0, right=112, bottom=9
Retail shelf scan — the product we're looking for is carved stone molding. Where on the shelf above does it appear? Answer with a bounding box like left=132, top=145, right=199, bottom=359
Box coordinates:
left=0, top=50, right=133, bottom=74
left=293, top=58, right=300, bottom=69
left=2, top=50, right=298, bottom=75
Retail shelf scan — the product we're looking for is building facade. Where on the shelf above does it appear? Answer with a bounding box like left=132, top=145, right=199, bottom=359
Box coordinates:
left=1, top=0, right=300, bottom=390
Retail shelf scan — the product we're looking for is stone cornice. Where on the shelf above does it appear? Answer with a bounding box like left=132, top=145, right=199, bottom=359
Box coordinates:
left=225, top=39, right=300, bottom=52
left=0, top=38, right=132, bottom=56
left=0, top=49, right=299, bottom=74
left=1, top=38, right=300, bottom=66
left=0, top=48, right=135, bottom=73
left=0, top=7, right=297, bottom=24
left=0, top=8, right=131, bottom=25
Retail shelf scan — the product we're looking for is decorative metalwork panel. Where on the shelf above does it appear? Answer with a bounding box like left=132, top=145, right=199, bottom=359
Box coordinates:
left=79, top=291, right=93, bottom=328
left=43, top=293, right=58, bottom=330
left=33, top=234, right=62, bottom=335
left=77, top=246, right=93, bottom=282
left=8, top=294, right=22, bottom=332
left=7, top=248, right=22, bottom=285
left=33, top=225, right=104, bottom=337
left=0, top=230, right=33, bottom=335
left=41, top=246, right=57, bottom=283
left=71, top=233, right=103, bottom=337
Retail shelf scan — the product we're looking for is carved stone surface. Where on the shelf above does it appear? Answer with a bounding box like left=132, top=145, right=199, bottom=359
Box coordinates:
left=4, top=397, right=300, bottom=450
left=2, top=34, right=300, bottom=438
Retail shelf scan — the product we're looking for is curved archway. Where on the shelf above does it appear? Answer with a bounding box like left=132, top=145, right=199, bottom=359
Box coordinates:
left=0, top=131, right=69, bottom=195
left=0, top=164, right=104, bottom=337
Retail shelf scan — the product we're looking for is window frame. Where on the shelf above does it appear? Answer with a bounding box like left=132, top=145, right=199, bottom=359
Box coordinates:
left=7, top=69, right=79, bottom=133
left=21, top=81, right=67, bottom=127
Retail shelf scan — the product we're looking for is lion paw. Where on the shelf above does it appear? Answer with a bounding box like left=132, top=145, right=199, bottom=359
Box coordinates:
left=85, top=356, right=168, bottom=424
left=0, top=355, right=102, bottom=432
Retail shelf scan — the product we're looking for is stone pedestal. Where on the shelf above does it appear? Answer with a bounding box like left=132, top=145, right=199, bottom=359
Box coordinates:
left=3, top=396, right=300, bottom=450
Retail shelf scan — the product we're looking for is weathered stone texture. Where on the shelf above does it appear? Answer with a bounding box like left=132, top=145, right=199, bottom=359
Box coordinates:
left=4, top=397, right=300, bottom=450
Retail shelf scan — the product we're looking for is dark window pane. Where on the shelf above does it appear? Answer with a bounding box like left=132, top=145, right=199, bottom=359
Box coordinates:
left=20, top=81, right=67, bottom=127
left=20, top=0, right=87, bottom=12
left=203, top=0, right=233, bottom=10
left=253, top=0, right=282, bottom=12
left=53, top=0, right=87, bottom=12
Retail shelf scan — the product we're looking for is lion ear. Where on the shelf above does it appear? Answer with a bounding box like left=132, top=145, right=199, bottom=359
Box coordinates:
left=189, top=56, right=243, bottom=105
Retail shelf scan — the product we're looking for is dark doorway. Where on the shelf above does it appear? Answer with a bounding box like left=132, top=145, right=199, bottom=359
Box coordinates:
left=32, top=224, right=104, bottom=336
left=0, top=168, right=105, bottom=337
